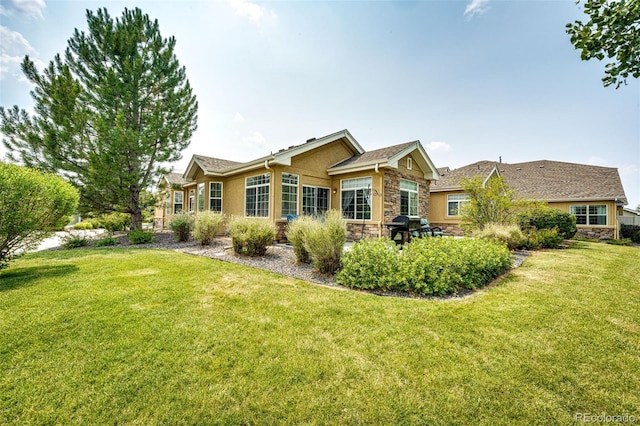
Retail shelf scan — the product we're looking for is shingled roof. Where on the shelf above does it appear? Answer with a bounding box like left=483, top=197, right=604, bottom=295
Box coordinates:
left=432, top=160, right=627, bottom=204
left=164, top=172, right=187, bottom=186
left=192, top=155, right=243, bottom=174
left=329, top=142, right=415, bottom=169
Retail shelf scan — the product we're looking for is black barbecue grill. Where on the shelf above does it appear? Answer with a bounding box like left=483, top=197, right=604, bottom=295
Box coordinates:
left=385, top=215, right=443, bottom=244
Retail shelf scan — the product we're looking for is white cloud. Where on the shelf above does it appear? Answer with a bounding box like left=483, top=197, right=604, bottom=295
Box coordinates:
left=243, top=131, right=266, bottom=146
left=585, top=155, right=608, bottom=166
left=0, top=25, right=43, bottom=81
left=427, top=141, right=452, bottom=152
left=464, top=0, right=490, bottom=19
left=234, top=112, right=245, bottom=122
left=226, top=0, right=276, bottom=22
left=0, top=0, right=46, bottom=20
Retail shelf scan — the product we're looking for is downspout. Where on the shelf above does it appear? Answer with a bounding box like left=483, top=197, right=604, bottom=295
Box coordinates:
left=265, top=160, right=273, bottom=219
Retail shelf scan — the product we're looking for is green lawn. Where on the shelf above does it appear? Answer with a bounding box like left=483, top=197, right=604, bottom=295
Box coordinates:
left=1, top=242, right=639, bottom=425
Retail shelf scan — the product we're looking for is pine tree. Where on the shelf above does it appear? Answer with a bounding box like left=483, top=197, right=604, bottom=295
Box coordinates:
left=1, top=7, right=198, bottom=229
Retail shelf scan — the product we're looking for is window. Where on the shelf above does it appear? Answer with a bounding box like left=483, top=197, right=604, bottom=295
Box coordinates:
left=570, top=204, right=607, bottom=225
left=209, top=182, right=222, bottom=212
left=188, top=189, right=195, bottom=212
left=407, top=157, right=413, bottom=170
left=246, top=173, right=270, bottom=217
left=165, top=191, right=171, bottom=215
left=281, top=173, right=298, bottom=217
left=447, top=194, right=470, bottom=216
left=174, top=191, right=183, bottom=214
left=341, top=177, right=372, bottom=220
left=197, top=183, right=205, bottom=212
left=303, top=186, right=329, bottom=216
left=400, top=180, right=419, bottom=216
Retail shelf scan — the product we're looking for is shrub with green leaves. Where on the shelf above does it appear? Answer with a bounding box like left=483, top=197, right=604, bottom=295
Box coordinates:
left=302, top=210, right=347, bottom=275
left=127, top=229, right=154, bottom=245
left=229, top=217, right=275, bottom=256
left=522, top=228, right=564, bottom=249
left=474, top=223, right=525, bottom=250
left=518, top=204, right=577, bottom=239
left=620, top=224, right=640, bottom=243
left=285, top=215, right=315, bottom=264
left=0, top=162, right=79, bottom=269
left=95, top=235, right=119, bottom=247
left=96, top=212, right=131, bottom=232
left=193, top=211, right=225, bottom=245
left=72, top=221, right=93, bottom=230
left=335, top=237, right=403, bottom=290
left=337, top=237, right=512, bottom=296
left=60, top=231, right=91, bottom=249
left=169, top=213, right=193, bottom=242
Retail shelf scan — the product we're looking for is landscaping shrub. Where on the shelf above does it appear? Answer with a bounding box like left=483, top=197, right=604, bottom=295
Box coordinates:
left=193, top=211, right=225, bottom=245
left=169, top=213, right=193, bottom=242
left=0, top=162, right=79, bottom=269
left=522, top=228, right=564, bottom=249
left=96, top=212, right=131, bottom=232
left=474, top=223, right=525, bottom=250
left=127, top=229, right=154, bottom=244
left=60, top=231, right=91, bottom=249
left=620, top=224, right=640, bottom=243
left=95, top=235, right=119, bottom=247
left=337, top=237, right=512, bottom=296
left=285, top=215, right=315, bottom=264
left=229, top=217, right=275, bottom=256
left=518, top=204, right=577, bottom=239
left=335, top=237, right=403, bottom=290
left=302, top=210, right=347, bottom=275
left=72, top=221, right=94, bottom=230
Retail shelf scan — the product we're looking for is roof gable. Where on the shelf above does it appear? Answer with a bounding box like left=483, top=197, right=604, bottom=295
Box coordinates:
left=327, top=140, right=440, bottom=180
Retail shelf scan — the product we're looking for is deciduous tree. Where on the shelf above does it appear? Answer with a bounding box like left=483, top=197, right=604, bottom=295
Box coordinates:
left=459, top=175, right=517, bottom=233
left=567, top=0, right=640, bottom=88
left=0, top=7, right=198, bottom=229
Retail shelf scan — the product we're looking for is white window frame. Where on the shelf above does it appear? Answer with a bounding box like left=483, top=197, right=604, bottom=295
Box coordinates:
left=197, top=183, right=205, bottom=212
left=302, top=185, right=330, bottom=217
left=281, top=173, right=299, bottom=218
left=209, top=182, right=222, bottom=212
left=174, top=191, right=183, bottom=214
left=165, top=191, right=171, bottom=215
left=400, top=179, right=419, bottom=216
left=188, top=189, right=195, bottom=212
left=341, top=177, right=372, bottom=220
left=447, top=194, right=470, bottom=217
left=570, top=204, right=607, bottom=226
left=245, top=173, right=271, bottom=217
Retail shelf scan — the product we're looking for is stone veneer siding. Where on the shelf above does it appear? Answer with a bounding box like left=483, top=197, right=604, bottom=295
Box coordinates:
left=382, top=169, right=431, bottom=238
left=576, top=227, right=615, bottom=240
left=429, top=222, right=465, bottom=237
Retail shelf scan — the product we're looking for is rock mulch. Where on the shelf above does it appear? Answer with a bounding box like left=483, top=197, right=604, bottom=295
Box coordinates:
left=52, top=230, right=530, bottom=296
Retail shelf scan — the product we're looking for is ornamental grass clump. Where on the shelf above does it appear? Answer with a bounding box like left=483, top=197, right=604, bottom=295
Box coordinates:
left=474, top=223, right=525, bottom=250
left=229, top=217, right=275, bottom=256
left=193, top=211, right=225, bottom=245
left=285, top=215, right=315, bottom=264
left=302, top=210, right=346, bottom=274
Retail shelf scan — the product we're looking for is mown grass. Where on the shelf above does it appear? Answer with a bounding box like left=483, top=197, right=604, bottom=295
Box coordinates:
left=1, top=242, right=639, bottom=425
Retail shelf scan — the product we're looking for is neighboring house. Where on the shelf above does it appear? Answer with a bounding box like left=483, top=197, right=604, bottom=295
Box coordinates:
left=620, top=206, right=640, bottom=227
left=154, top=172, right=187, bottom=228
left=156, top=129, right=440, bottom=241
left=429, top=160, right=628, bottom=239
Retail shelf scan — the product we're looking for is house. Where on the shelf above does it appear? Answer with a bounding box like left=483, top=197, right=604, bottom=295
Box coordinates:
left=155, top=129, right=440, bottom=241
left=429, top=160, right=628, bottom=239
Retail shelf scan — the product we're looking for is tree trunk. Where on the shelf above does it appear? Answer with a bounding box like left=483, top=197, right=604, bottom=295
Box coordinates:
left=129, top=187, right=143, bottom=230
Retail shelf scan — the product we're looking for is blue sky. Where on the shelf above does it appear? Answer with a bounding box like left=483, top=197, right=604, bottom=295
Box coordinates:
left=1, top=0, right=638, bottom=208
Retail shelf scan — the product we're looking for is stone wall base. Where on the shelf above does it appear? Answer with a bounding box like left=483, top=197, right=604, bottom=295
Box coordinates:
left=576, top=227, right=615, bottom=240
left=429, top=222, right=465, bottom=237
